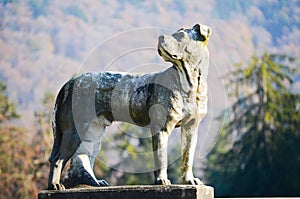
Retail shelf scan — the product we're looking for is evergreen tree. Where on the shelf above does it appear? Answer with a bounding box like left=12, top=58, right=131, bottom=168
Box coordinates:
left=0, top=81, right=19, bottom=123
left=204, top=53, right=300, bottom=196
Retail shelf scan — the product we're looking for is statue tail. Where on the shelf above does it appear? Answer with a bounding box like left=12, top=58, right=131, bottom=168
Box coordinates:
left=48, top=84, right=66, bottom=163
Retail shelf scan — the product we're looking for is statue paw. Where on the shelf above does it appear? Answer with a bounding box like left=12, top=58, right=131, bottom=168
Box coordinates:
left=97, top=179, right=109, bottom=186
left=48, top=183, right=65, bottom=190
left=155, top=178, right=171, bottom=185
left=184, top=177, right=203, bottom=185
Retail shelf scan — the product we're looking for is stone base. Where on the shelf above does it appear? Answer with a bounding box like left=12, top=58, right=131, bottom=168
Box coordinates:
left=38, top=185, right=214, bottom=199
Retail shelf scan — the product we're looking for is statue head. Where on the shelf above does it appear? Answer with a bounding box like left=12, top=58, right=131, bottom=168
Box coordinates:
left=158, top=24, right=211, bottom=77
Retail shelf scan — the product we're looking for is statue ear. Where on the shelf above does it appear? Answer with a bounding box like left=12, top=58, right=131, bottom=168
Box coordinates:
left=193, top=24, right=211, bottom=47
left=193, top=24, right=200, bottom=32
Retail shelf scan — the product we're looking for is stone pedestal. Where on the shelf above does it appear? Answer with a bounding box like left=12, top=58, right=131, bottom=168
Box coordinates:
left=38, top=185, right=214, bottom=199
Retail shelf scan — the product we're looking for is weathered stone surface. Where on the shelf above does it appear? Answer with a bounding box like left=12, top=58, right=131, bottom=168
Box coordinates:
left=47, top=24, right=212, bottom=190
left=38, top=185, right=214, bottom=199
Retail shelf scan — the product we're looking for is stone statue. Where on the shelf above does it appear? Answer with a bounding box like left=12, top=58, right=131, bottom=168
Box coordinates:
left=48, top=24, right=211, bottom=190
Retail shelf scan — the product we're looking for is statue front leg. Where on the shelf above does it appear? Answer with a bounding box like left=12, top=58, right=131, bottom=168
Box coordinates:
left=181, top=120, right=203, bottom=185
left=151, top=128, right=171, bottom=185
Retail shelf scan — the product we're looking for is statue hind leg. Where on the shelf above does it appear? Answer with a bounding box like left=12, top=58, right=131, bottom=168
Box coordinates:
left=63, top=115, right=111, bottom=188
left=48, top=127, right=81, bottom=190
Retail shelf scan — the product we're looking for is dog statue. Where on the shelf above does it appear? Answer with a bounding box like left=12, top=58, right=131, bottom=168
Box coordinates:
left=48, top=24, right=211, bottom=190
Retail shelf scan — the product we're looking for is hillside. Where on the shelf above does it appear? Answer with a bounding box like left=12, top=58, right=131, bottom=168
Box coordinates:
left=0, top=0, right=299, bottom=134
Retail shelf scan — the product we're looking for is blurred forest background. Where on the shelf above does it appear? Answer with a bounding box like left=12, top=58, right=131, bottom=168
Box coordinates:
left=0, top=0, right=299, bottom=198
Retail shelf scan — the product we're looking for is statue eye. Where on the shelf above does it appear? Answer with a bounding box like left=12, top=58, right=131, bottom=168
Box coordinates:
left=171, top=54, right=178, bottom=59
